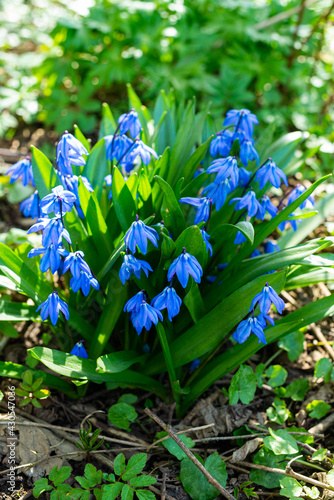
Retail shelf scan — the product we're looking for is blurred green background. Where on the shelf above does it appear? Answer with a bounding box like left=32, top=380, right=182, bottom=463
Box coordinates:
left=1, top=0, right=334, bottom=158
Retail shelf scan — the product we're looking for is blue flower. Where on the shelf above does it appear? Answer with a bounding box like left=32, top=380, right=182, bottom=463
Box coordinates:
left=255, top=158, right=288, bottom=189
left=223, top=109, right=259, bottom=140
left=131, top=301, right=163, bottom=335
left=193, top=166, right=205, bottom=178
left=28, top=244, right=67, bottom=274
left=264, top=241, right=280, bottom=253
left=40, top=186, right=76, bottom=216
left=104, top=134, right=133, bottom=162
left=118, top=109, right=142, bottom=138
left=250, top=283, right=285, bottom=315
left=119, top=253, right=153, bottom=284
left=63, top=251, right=92, bottom=279
left=240, top=139, right=259, bottom=167
left=287, top=184, right=315, bottom=209
left=7, top=157, right=35, bottom=186
left=124, top=216, right=159, bottom=254
left=70, top=271, right=100, bottom=296
left=104, top=174, right=112, bottom=199
left=251, top=249, right=261, bottom=258
left=124, top=290, right=146, bottom=313
left=206, top=156, right=239, bottom=188
left=59, top=173, right=93, bottom=218
left=234, top=231, right=247, bottom=245
left=202, top=179, right=232, bottom=211
left=209, top=130, right=233, bottom=157
left=27, top=217, right=72, bottom=248
left=128, top=139, right=158, bottom=165
left=57, top=132, right=88, bottom=176
left=238, top=167, right=252, bottom=187
left=200, top=228, right=213, bottom=256
left=278, top=216, right=299, bottom=232
left=20, top=191, right=40, bottom=218
left=259, top=195, right=278, bottom=220
left=179, top=197, right=212, bottom=224
left=230, top=190, right=265, bottom=219
left=189, top=358, right=200, bottom=371
left=36, top=291, right=69, bottom=326
left=167, top=248, right=203, bottom=288
left=232, top=316, right=266, bottom=344
left=152, top=286, right=182, bottom=321
left=70, top=341, right=88, bottom=358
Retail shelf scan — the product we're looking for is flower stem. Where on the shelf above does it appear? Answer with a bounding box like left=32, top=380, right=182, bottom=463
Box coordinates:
left=155, top=322, right=180, bottom=405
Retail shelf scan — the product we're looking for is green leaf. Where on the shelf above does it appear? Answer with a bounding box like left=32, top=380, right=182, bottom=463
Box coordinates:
left=279, top=477, right=303, bottom=498
left=229, top=365, right=256, bottom=405
left=118, top=394, right=137, bottom=405
left=311, top=449, right=328, bottom=462
left=112, top=167, right=137, bottom=232
left=23, top=370, right=33, bottom=386
left=31, top=145, right=60, bottom=198
left=284, top=379, right=309, bottom=401
left=108, top=403, right=138, bottom=431
left=0, top=321, right=19, bottom=338
left=314, top=358, right=333, bottom=383
left=51, top=466, right=72, bottom=487
left=265, top=365, right=288, bottom=388
left=96, top=351, right=143, bottom=374
left=84, top=463, right=102, bottom=486
left=156, top=431, right=195, bottom=460
left=306, top=400, right=331, bottom=419
left=0, top=301, right=38, bottom=322
left=136, top=491, right=156, bottom=500
left=173, top=225, right=207, bottom=268
left=114, top=453, right=126, bottom=476
left=129, top=475, right=156, bottom=487
left=121, top=484, right=134, bottom=500
left=303, top=487, right=320, bottom=499
left=75, top=476, right=92, bottom=490
left=250, top=449, right=286, bottom=488
left=33, top=478, right=53, bottom=497
left=154, top=175, right=186, bottom=238
left=266, top=398, right=290, bottom=425
left=99, top=102, right=117, bottom=140
left=82, top=138, right=108, bottom=200
left=180, top=453, right=227, bottom=500
left=326, top=470, right=334, bottom=487
left=264, top=429, right=299, bottom=455
left=102, top=482, right=123, bottom=500
left=181, top=135, right=213, bottom=184
left=278, top=331, right=305, bottom=362
left=122, top=453, right=147, bottom=481
left=74, top=124, right=91, bottom=152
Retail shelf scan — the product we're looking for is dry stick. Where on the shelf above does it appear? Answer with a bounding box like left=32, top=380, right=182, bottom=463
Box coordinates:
left=147, top=423, right=215, bottom=451
left=309, top=323, right=334, bottom=361
left=161, top=471, right=167, bottom=500
left=145, top=408, right=235, bottom=500
left=193, top=431, right=323, bottom=444
left=235, top=461, right=334, bottom=491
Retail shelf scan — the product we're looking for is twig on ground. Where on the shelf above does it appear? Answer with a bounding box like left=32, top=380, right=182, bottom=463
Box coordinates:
left=147, top=423, right=215, bottom=451
left=149, top=484, right=176, bottom=500
left=310, top=323, right=334, bottom=361
left=161, top=471, right=167, bottom=500
left=309, top=411, right=334, bottom=435
left=145, top=408, right=235, bottom=500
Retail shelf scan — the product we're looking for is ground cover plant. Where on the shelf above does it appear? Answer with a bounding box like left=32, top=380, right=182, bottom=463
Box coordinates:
left=1, top=86, right=334, bottom=425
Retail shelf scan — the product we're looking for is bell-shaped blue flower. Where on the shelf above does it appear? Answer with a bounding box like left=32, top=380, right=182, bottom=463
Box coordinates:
left=119, top=253, right=153, bottom=285
left=230, top=190, right=265, bottom=219
left=124, top=216, right=159, bottom=254
left=200, top=228, right=213, bottom=256
left=264, top=241, right=280, bottom=253
left=36, top=291, right=69, bottom=326
left=59, top=173, right=93, bottom=218
left=259, top=195, right=278, bottom=220
left=63, top=251, right=92, bottom=279
left=131, top=301, right=163, bottom=335
left=202, top=179, right=232, bottom=211
left=7, top=156, right=35, bottom=186
left=287, top=184, right=315, bottom=209
left=234, top=231, right=247, bottom=245
left=251, top=249, right=261, bottom=258
left=27, top=217, right=72, bottom=248
left=28, top=244, right=67, bottom=274
left=57, top=132, right=88, bottom=176
left=255, top=158, right=288, bottom=189
left=209, top=130, right=233, bottom=158
left=70, top=341, right=88, bottom=359
left=179, top=197, right=212, bottom=224
left=20, top=191, right=40, bottom=218
left=104, top=134, right=133, bottom=162
left=250, top=283, right=285, bottom=315
left=118, top=109, right=142, bottom=138
left=40, top=186, right=76, bottom=216
left=238, top=167, right=252, bottom=187
left=240, top=139, right=259, bottom=167
left=152, top=286, right=182, bottom=321
left=223, top=109, right=259, bottom=140
left=278, top=216, right=299, bottom=232
left=206, top=156, right=239, bottom=188
left=70, top=271, right=100, bottom=296
left=232, top=316, right=266, bottom=344
left=167, top=248, right=203, bottom=288
left=124, top=290, right=146, bottom=313
left=128, top=139, right=158, bottom=165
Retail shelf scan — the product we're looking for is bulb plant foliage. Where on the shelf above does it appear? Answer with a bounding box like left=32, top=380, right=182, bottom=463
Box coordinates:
left=1, top=87, right=334, bottom=415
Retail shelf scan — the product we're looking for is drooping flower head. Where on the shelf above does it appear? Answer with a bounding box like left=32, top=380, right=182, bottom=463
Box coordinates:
left=179, top=197, right=212, bottom=225
left=167, top=248, right=203, bottom=288
left=200, top=228, right=213, bottom=256
left=206, top=156, right=239, bottom=188
left=250, top=283, right=285, bottom=315
left=240, top=139, right=259, bottom=167
left=58, top=173, right=93, bottom=218
left=119, top=253, right=153, bottom=285
left=238, top=167, right=252, bottom=187
left=230, top=190, right=265, bottom=219
left=287, top=184, right=315, bottom=210
left=57, top=132, right=88, bottom=176
left=152, top=286, right=182, bottom=321
left=234, top=231, right=247, bottom=245
left=210, top=130, right=233, bottom=158
left=63, top=251, right=92, bottom=280
left=264, top=240, right=280, bottom=253
left=70, top=341, right=88, bottom=359
left=124, top=216, right=159, bottom=255
left=36, top=291, right=69, bottom=326
left=28, top=217, right=72, bottom=248
left=223, top=109, right=259, bottom=140
left=118, top=109, right=142, bottom=138
left=255, top=158, right=288, bottom=190
left=232, top=316, right=266, bottom=344
left=278, top=216, right=299, bottom=232
left=259, top=195, right=278, bottom=220
left=127, top=139, right=158, bottom=166
left=28, top=244, right=68, bottom=274
left=124, top=291, right=162, bottom=335
left=70, top=271, right=100, bottom=296
left=7, top=156, right=35, bottom=186
left=20, top=191, right=40, bottom=219
left=40, top=185, right=76, bottom=216
left=202, top=179, right=232, bottom=211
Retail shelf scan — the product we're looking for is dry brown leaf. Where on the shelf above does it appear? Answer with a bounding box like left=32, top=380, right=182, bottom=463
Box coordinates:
left=231, top=438, right=262, bottom=463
